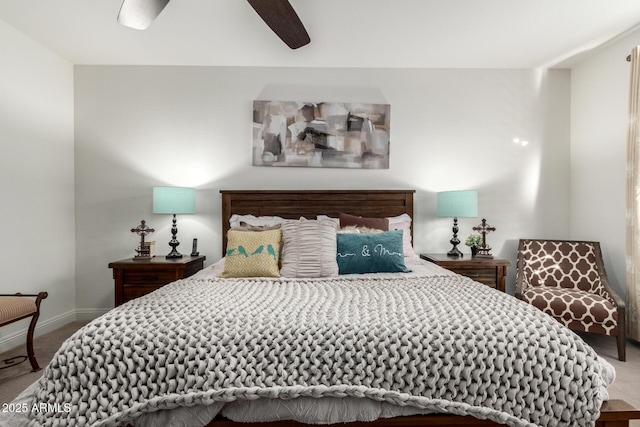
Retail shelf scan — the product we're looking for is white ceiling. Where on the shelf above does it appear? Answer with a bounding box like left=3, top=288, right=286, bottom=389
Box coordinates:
left=1, top=0, right=640, bottom=69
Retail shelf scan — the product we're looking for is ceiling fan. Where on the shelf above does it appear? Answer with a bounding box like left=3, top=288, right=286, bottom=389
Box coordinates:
left=117, top=0, right=310, bottom=49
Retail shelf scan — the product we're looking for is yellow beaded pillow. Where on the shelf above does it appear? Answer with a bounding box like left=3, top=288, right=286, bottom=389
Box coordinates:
left=219, top=228, right=282, bottom=278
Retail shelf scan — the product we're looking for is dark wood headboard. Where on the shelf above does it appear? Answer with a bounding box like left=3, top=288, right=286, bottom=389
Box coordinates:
left=220, top=190, right=415, bottom=252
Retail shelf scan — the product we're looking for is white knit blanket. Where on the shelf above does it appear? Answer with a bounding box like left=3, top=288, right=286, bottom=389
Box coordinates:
left=28, top=275, right=604, bottom=427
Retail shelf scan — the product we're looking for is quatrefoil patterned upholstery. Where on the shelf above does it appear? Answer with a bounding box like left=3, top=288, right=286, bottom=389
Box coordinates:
left=516, top=240, right=619, bottom=337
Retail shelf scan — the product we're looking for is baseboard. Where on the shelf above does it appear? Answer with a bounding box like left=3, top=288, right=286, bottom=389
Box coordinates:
left=75, top=308, right=110, bottom=321
left=0, top=308, right=109, bottom=354
left=0, top=309, right=75, bottom=354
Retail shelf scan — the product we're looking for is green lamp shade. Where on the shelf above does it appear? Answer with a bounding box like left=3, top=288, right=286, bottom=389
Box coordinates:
left=437, top=190, right=478, bottom=218
left=153, top=187, right=196, bottom=214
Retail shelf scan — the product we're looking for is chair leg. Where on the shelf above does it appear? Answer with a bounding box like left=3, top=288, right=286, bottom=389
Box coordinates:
left=26, top=311, right=40, bottom=371
left=616, top=333, right=626, bottom=362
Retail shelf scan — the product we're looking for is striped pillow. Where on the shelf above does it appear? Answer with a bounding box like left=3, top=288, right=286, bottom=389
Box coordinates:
left=280, top=219, right=338, bottom=278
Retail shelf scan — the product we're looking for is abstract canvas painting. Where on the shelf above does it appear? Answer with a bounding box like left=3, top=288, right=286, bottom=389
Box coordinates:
left=252, top=101, right=390, bottom=169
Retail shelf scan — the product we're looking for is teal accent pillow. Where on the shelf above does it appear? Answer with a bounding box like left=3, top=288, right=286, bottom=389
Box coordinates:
left=336, top=230, right=411, bottom=274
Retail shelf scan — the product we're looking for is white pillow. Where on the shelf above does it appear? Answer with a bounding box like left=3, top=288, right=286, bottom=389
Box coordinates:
left=229, top=214, right=285, bottom=229
left=317, top=213, right=415, bottom=257
left=387, top=213, right=415, bottom=257
left=316, top=215, right=339, bottom=229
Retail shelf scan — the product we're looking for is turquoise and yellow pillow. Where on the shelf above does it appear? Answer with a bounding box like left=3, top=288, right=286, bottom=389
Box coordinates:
left=220, top=228, right=282, bottom=278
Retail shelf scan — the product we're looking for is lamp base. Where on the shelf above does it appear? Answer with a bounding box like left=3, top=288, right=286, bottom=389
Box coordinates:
left=166, top=214, right=183, bottom=259
left=447, top=247, right=463, bottom=258
left=166, top=252, right=183, bottom=259
left=446, top=217, right=463, bottom=258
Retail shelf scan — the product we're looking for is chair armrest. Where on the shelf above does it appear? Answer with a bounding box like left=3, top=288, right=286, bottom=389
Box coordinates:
left=515, top=271, right=524, bottom=299
left=34, top=292, right=48, bottom=310
left=591, top=245, right=624, bottom=309
left=594, top=254, right=626, bottom=348
left=0, top=293, right=48, bottom=298
left=597, top=267, right=624, bottom=309
left=515, top=240, right=528, bottom=299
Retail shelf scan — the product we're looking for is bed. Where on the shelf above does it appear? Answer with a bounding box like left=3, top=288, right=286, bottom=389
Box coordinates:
left=5, top=190, right=640, bottom=427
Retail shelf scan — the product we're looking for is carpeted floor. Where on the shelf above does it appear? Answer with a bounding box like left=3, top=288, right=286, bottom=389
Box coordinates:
left=575, top=332, right=640, bottom=427
left=1, top=321, right=639, bottom=425
left=0, top=320, right=89, bottom=404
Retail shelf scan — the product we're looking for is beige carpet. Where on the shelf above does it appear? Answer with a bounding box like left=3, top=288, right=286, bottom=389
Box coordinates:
left=1, top=321, right=639, bottom=424
left=0, top=320, right=89, bottom=404
left=576, top=332, right=640, bottom=426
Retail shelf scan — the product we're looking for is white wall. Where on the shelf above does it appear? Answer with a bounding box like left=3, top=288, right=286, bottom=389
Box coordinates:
left=0, top=19, right=75, bottom=351
left=74, top=65, right=571, bottom=309
left=0, top=9, right=633, bottom=347
left=570, top=29, right=640, bottom=298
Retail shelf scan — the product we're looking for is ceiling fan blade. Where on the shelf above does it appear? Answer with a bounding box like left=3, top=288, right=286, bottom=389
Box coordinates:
left=247, top=0, right=310, bottom=49
left=117, top=0, right=171, bottom=30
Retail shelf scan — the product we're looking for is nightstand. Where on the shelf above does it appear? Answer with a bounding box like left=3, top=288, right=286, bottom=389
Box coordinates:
left=109, top=255, right=206, bottom=306
left=419, top=253, right=510, bottom=292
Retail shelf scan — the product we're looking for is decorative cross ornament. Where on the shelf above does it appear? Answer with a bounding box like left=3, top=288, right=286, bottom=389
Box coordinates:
left=472, top=218, right=496, bottom=259
left=131, top=220, right=155, bottom=259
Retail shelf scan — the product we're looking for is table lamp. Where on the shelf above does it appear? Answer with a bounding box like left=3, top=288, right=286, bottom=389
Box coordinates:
left=153, top=186, right=195, bottom=259
left=437, top=190, right=478, bottom=257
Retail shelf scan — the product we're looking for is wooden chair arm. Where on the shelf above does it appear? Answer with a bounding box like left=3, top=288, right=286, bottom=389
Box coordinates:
left=515, top=240, right=527, bottom=299
left=0, top=293, right=48, bottom=298
left=601, top=274, right=625, bottom=308
left=592, top=246, right=625, bottom=309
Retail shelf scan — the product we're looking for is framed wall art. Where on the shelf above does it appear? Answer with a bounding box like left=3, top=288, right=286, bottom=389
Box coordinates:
left=252, top=101, right=390, bottom=169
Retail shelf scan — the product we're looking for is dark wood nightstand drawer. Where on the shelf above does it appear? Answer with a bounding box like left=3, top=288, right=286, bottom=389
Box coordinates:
left=449, top=267, right=497, bottom=287
left=184, top=262, right=205, bottom=278
left=123, top=284, right=164, bottom=301
left=109, top=255, right=206, bottom=306
left=122, top=269, right=176, bottom=285
left=419, top=253, right=510, bottom=292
